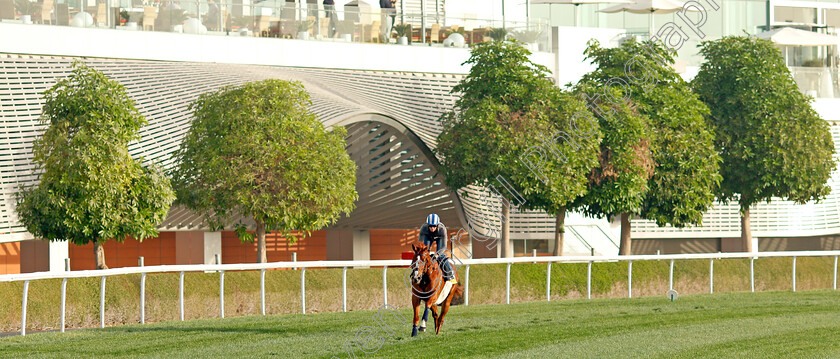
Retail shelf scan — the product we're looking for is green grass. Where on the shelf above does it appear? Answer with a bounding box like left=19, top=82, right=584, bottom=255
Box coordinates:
left=1, top=256, right=834, bottom=332
left=2, top=290, right=840, bottom=358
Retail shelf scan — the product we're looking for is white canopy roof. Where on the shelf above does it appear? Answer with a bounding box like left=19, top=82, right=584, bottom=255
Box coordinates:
left=757, top=27, right=839, bottom=47
left=531, top=0, right=630, bottom=5
left=599, top=0, right=690, bottom=14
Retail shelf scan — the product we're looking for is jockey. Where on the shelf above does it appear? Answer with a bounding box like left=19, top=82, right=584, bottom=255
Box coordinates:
left=419, top=213, right=457, bottom=284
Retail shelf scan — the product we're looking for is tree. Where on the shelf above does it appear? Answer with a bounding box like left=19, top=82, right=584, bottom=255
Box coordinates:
left=570, top=84, right=654, bottom=255
left=515, top=91, right=601, bottom=256
left=693, top=36, right=836, bottom=252
left=578, top=39, right=721, bottom=255
left=171, top=80, right=357, bottom=263
left=16, top=63, right=175, bottom=269
left=436, top=40, right=600, bottom=257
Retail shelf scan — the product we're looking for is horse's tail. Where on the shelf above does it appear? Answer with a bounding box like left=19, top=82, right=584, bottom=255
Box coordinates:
left=450, top=283, right=465, bottom=305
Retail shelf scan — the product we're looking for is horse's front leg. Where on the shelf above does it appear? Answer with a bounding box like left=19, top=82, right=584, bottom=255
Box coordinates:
left=430, top=305, right=440, bottom=332
left=411, top=296, right=421, bottom=337
left=436, top=289, right=455, bottom=335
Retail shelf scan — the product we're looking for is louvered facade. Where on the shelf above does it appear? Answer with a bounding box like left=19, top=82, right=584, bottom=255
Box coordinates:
left=2, top=54, right=840, bottom=255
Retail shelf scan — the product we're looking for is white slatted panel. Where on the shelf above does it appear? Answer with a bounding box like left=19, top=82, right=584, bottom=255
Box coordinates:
left=2, top=54, right=840, bottom=244
left=0, top=55, right=460, bottom=240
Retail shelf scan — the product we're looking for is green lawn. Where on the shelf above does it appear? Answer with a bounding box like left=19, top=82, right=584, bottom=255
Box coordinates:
left=2, top=290, right=840, bottom=358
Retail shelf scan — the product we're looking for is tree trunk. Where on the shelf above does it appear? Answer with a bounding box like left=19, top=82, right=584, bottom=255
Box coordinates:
left=256, top=220, right=267, bottom=263
left=553, top=207, right=566, bottom=256
left=94, top=241, right=108, bottom=269
left=741, top=206, right=754, bottom=253
left=501, top=196, right=512, bottom=258
left=619, top=212, right=632, bottom=255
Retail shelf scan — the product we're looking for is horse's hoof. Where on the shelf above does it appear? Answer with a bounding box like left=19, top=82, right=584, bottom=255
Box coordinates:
left=419, top=326, right=426, bottom=332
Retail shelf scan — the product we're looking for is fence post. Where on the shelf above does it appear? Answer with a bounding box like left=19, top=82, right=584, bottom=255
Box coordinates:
left=21, top=280, right=29, bottom=336
left=709, top=259, right=714, bottom=294
left=292, top=252, right=297, bottom=270
left=465, top=264, right=470, bottom=306
left=260, top=269, right=266, bottom=315
left=587, top=260, right=592, bottom=299
left=179, top=271, right=184, bottom=321
left=628, top=260, right=632, bottom=298
left=219, top=270, right=225, bottom=318
left=342, top=267, right=347, bottom=312
left=100, top=276, right=106, bottom=328
left=301, top=267, right=306, bottom=314
left=383, top=266, right=388, bottom=306
left=139, top=257, right=145, bottom=324
left=834, top=256, right=838, bottom=291
left=60, top=277, right=67, bottom=333
left=533, top=249, right=537, bottom=263
left=750, top=257, right=755, bottom=292
left=792, top=256, right=797, bottom=292
left=668, top=259, right=674, bottom=291
left=505, top=262, right=511, bottom=304
left=61, top=258, right=69, bottom=333
left=546, top=262, right=551, bottom=301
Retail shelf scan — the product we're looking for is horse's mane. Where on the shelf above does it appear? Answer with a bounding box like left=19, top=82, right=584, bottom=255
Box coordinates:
left=412, top=245, right=444, bottom=291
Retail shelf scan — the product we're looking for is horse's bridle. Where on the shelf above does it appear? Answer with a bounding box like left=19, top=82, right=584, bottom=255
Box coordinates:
left=414, top=250, right=444, bottom=288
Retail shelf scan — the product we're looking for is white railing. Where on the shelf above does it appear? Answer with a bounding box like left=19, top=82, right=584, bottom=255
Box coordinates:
left=2, top=250, right=840, bottom=336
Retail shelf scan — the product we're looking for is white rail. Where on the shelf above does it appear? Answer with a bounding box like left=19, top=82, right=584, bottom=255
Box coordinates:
left=4, top=250, right=840, bottom=336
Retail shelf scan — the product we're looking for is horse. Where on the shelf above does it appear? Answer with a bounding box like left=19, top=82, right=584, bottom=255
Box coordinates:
left=409, top=243, right=463, bottom=336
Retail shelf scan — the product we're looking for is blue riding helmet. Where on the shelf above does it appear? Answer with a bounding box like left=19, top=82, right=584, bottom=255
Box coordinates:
left=426, top=213, right=440, bottom=226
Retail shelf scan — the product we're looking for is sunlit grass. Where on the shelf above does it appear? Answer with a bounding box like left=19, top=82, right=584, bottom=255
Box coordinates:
left=3, top=290, right=840, bottom=358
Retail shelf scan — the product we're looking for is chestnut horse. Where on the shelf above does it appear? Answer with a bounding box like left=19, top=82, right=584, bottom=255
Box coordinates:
left=409, top=243, right=463, bottom=337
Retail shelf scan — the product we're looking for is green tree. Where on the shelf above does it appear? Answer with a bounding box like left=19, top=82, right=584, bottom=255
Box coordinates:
left=570, top=84, right=654, bottom=255
left=693, top=36, right=836, bottom=252
left=579, top=40, right=721, bottom=255
left=516, top=91, right=602, bottom=256
left=16, top=63, right=175, bottom=269
left=436, top=40, right=600, bottom=257
left=171, top=80, right=357, bottom=263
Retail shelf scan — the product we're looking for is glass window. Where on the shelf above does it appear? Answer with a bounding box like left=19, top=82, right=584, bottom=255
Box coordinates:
left=775, top=6, right=818, bottom=24
left=826, top=9, right=840, bottom=27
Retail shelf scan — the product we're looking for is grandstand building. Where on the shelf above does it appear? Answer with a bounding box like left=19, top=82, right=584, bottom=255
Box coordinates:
left=1, top=0, right=840, bottom=274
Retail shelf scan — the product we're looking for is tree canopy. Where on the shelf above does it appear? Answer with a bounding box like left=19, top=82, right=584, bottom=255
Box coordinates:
left=170, top=79, right=357, bottom=263
left=16, top=62, right=175, bottom=269
left=573, top=39, right=721, bottom=254
left=580, top=39, right=721, bottom=228
left=569, top=84, right=654, bottom=256
left=692, top=35, right=836, bottom=251
left=436, top=40, right=600, bottom=257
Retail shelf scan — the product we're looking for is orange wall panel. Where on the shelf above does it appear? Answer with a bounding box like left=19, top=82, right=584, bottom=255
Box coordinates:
left=68, top=233, right=178, bottom=270
left=222, top=230, right=327, bottom=264
left=370, top=229, right=419, bottom=260
left=0, top=242, right=21, bottom=275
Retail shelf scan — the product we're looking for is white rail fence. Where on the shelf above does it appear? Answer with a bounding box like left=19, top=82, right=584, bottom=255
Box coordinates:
left=2, top=250, right=840, bottom=336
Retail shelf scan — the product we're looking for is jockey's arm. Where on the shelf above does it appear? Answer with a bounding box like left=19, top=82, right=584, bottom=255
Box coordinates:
left=438, top=226, right=448, bottom=254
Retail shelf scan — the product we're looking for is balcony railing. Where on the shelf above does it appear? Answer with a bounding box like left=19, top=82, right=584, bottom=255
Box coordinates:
left=0, top=0, right=552, bottom=52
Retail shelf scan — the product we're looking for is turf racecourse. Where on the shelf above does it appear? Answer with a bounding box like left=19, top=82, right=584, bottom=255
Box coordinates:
left=3, top=290, right=840, bottom=358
